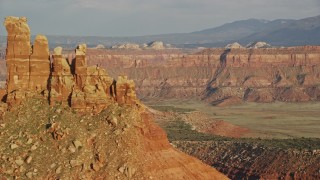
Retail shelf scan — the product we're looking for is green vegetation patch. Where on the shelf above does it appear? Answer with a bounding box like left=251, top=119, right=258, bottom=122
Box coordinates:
left=150, top=105, right=195, bottom=113
left=161, top=118, right=320, bottom=150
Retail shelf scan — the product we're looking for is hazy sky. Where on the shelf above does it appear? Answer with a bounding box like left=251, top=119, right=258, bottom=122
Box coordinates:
left=0, top=0, right=319, bottom=36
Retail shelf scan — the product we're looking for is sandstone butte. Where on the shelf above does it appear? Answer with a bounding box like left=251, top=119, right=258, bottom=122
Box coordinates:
left=0, top=16, right=227, bottom=179
left=83, top=45, right=320, bottom=105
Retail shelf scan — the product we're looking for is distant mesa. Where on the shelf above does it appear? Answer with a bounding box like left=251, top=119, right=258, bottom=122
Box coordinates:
left=147, top=41, right=165, bottom=50
left=111, top=43, right=141, bottom=50
left=95, top=44, right=106, bottom=49
left=141, top=43, right=148, bottom=48
left=225, top=42, right=244, bottom=49
left=110, top=41, right=173, bottom=50
left=225, top=41, right=272, bottom=49
left=246, top=41, right=271, bottom=48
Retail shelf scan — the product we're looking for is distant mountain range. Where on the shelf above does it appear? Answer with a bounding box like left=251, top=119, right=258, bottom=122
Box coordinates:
left=1, top=15, right=319, bottom=49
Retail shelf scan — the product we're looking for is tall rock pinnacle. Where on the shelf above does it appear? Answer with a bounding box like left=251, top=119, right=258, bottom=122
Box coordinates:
left=3, top=16, right=140, bottom=113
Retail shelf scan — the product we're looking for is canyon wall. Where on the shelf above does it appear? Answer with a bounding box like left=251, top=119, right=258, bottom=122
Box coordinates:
left=85, top=46, right=320, bottom=103
left=205, top=47, right=320, bottom=104
left=85, top=49, right=222, bottom=100
left=174, top=141, right=320, bottom=180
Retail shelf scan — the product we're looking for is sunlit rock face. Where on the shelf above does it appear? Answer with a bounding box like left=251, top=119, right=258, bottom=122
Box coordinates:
left=85, top=46, right=320, bottom=104
left=3, top=16, right=140, bottom=113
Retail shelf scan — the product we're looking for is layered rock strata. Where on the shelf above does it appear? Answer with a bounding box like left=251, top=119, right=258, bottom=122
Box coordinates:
left=84, top=49, right=221, bottom=99
left=174, top=141, right=320, bottom=180
left=83, top=46, right=320, bottom=103
left=204, top=47, right=320, bottom=103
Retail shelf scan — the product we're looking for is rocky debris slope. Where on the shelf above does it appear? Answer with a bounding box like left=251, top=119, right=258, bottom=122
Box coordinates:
left=0, top=99, right=226, bottom=179
left=0, top=16, right=227, bottom=179
left=82, top=46, right=320, bottom=104
left=174, top=141, right=320, bottom=180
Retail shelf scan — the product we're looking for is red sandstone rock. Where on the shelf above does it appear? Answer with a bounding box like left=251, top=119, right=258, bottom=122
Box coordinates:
left=139, top=112, right=228, bottom=179
left=82, top=47, right=320, bottom=104
left=4, top=17, right=31, bottom=93
left=29, top=35, right=50, bottom=92
left=116, top=75, right=138, bottom=105
left=0, top=89, right=6, bottom=102
left=3, top=16, right=140, bottom=113
left=50, top=46, right=74, bottom=105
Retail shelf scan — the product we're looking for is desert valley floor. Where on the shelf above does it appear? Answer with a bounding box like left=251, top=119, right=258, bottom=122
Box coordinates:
left=147, top=99, right=320, bottom=139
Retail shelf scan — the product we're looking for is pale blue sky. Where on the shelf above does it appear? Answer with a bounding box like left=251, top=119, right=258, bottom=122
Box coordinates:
left=0, top=0, right=319, bottom=36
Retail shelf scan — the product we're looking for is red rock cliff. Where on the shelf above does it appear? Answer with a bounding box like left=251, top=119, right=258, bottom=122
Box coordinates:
left=84, top=47, right=320, bottom=103
left=85, top=49, right=222, bottom=99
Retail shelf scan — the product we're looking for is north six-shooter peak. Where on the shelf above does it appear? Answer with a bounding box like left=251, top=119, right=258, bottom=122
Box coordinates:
left=2, top=16, right=139, bottom=114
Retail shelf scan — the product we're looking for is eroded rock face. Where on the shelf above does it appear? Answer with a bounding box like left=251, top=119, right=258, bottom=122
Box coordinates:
left=50, top=46, right=74, bottom=105
left=84, top=48, right=221, bottom=100
left=4, top=17, right=31, bottom=93
left=205, top=47, right=320, bottom=104
left=84, top=46, right=320, bottom=104
left=3, top=16, right=140, bottom=113
left=116, top=75, right=138, bottom=105
left=4, top=17, right=51, bottom=108
left=29, top=35, right=50, bottom=92
left=71, top=45, right=115, bottom=114
left=175, top=141, right=320, bottom=180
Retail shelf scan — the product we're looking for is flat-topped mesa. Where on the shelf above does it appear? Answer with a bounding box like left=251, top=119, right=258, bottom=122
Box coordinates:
left=3, top=16, right=140, bottom=113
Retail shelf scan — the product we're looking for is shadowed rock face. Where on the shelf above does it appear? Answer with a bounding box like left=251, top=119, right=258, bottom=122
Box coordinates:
left=2, top=17, right=139, bottom=114
left=84, top=46, right=320, bottom=104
